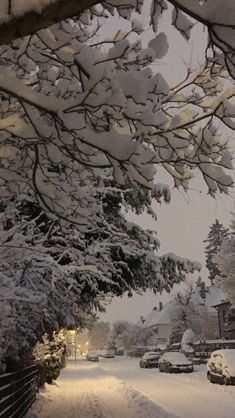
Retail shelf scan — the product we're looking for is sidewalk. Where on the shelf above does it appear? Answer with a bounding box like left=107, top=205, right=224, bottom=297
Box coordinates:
left=26, top=361, right=179, bottom=418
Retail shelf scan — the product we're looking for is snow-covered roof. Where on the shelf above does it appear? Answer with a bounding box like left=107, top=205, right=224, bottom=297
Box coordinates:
left=143, top=299, right=177, bottom=328
left=143, top=284, right=227, bottom=329
left=191, top=285, right=227, bottom=312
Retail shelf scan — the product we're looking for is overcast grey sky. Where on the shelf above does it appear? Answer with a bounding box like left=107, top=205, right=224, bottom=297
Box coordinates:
left=99, top=7, right=235, bottom=323
left=100, top=175, right=234, bottom=323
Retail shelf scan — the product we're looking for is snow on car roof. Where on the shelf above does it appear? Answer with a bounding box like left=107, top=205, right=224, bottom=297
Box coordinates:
left=212, top=349, right=235, bottom=366
left=161, top=352, right=190, bottom=364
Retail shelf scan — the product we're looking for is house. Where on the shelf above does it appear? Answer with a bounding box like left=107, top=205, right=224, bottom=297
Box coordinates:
left=142, top=281, right=227, bottom=347
left=212, top=300, right=235, bottom=339
left=142, top=300, right=177, bottom=348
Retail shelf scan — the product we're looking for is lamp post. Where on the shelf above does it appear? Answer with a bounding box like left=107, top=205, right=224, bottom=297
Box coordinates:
left=74, top=337, right=77, bottom=364
left=74, top=328, right=80, bottom=364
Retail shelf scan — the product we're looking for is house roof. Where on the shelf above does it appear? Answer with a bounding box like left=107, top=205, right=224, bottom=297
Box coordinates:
left=191, top=285, right=227, bottom=313
left=143, top=299, right=177, bottom=328
left=143, top=284, right=227, bottom=329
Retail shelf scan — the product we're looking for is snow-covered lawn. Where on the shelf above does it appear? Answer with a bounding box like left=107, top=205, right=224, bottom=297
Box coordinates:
left=26, top=357, right=235, bottom=418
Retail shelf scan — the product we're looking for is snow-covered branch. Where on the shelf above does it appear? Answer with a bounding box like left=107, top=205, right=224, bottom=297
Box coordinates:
left=0, top=0, right=235, bottom=81
left=0, top=0, right=100, bottom=45
left=0, top=15, right=233, bottom=224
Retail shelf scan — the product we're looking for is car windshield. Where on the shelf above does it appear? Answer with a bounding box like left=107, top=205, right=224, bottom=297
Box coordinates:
left=88, top=351, right=97, bottom=356
left=162, top=352, right=189, bottom=363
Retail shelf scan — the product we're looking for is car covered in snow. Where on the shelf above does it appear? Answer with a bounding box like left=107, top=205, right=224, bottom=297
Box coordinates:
left=158, top=351, right=194, bottom=373
left=99, top=349, right=115, bottom=358
left=207, top=349, right=235, bottom=385
left=86, top=350, right=99, bottom=362
left=139, top=351, right=161, bottom=368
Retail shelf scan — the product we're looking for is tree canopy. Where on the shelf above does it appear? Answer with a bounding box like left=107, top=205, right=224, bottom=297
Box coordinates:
left=1, top=0, right=235, bottom=81
left=0, top=0, right=235, bottom=371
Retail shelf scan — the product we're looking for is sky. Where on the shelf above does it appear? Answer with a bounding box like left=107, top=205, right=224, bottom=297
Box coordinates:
left=99, top=174, right=234, bottom=323
left=99, top=6, right=235, bottom=323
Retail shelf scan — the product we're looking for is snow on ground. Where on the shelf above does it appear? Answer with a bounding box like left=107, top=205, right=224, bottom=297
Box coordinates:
left=101, top=357, right=235, bottom=418
left=26, top=360, right=178, bottom=418
left=26, top=357, right=235, bottom=418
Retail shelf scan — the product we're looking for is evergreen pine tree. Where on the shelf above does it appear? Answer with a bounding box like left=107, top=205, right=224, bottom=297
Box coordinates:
left=204, top=220, right=230, bottom=285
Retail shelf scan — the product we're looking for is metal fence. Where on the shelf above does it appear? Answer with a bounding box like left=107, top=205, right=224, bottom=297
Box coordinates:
left=0, top=365, right=39, bottom=418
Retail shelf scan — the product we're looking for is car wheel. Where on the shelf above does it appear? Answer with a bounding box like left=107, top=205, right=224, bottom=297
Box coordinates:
left=207, top=372, right=214, bottom=383
left=223, top=376, right=230, bottom=386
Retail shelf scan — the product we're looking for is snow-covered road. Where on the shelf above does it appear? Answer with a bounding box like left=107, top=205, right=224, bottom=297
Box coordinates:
left=101, top=357, right=235, bottom=418
left=26, top=357, right=235, bottom=418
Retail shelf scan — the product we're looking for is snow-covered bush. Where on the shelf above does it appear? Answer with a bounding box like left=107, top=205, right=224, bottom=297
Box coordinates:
left=33, top=333, right=67, bottom=385
left=181, top=328, right=196, bottom=355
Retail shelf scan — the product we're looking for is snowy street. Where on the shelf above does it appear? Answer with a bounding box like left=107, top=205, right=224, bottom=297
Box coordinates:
left=26, top=357, right=235, bottom=418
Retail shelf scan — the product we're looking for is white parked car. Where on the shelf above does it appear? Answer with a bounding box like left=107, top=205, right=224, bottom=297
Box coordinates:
left=158, top=351, right=194, bottom=373
left=99, top=349, right=115, bottom=358
left=86, top=350, right=99, bottom=362
left=207, top=349, right=235, bottom=385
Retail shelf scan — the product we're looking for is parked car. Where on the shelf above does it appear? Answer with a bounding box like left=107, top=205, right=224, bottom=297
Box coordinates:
left=104, top=350, right=115, bottom=358
left=139, top=351, right=161, bottom=368
left=99, top=349, right=115, bottom=358
left=207, top=349, right=235, bottom=385
left=86, top=351, right=99, bottom=362
left=158, top=351, right=194, bottom=373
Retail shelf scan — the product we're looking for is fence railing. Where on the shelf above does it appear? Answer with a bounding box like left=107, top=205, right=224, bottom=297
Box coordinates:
left=0, top=365, right=39, bottom=418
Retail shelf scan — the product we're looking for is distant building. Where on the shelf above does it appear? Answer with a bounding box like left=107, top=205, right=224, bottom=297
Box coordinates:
left=212, top=301, right=235, bottom=339
left=142, top=300, right=177, bottom=348
left=142, top=281, right=227, bottom=346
